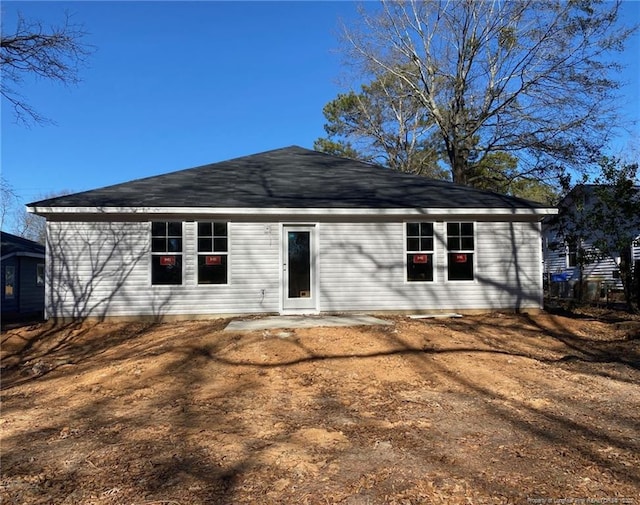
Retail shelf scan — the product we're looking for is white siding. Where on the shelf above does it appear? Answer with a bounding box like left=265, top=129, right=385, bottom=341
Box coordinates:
left=46, top=217, right=544, bottom=319
left=46, top=221, right=150, bottom=319
left=542, top=229, right=627, bottom=290
left=46, top=221, right=280, bottom=319
left=319, top=220, right=543, bottom=312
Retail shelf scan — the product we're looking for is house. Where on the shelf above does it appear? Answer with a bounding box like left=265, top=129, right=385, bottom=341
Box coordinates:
left=543, top=184, right=640, bottom=300
left=27, top=146, right=556, bottom=321
left=1, top=231, right=46, bottom=320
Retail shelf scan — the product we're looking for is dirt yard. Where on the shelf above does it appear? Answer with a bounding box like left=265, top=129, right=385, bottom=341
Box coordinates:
left=1, top=309, right=639, bottom=505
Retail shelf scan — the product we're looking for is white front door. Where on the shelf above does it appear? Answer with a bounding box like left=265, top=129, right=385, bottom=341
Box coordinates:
left=282, top=225, right=317, bottom=312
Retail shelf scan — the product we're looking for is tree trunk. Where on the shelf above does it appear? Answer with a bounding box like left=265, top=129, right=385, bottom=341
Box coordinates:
left=446, top=138, right=468, bottom=185
left=619, top=247, right=637, bottom=313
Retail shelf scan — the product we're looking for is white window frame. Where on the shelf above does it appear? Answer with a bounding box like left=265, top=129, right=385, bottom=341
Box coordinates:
left=404, top=221, right=436, bottom=283
left=196, top=221, right=230, bottom=285
left=150, top=221, right=184, bottom=286
left=566, top=241, right=579, bottom=268
left=445, top=221, right=476, bottom=282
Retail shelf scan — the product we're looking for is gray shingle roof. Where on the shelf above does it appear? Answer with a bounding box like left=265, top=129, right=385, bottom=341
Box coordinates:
left=29, top=146, right=549, bottom=210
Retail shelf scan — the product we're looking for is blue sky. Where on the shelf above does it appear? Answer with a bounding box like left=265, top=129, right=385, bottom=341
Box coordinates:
left=2, top=1, right=362, bottom=205
left=1, top=1, right=639, bottom=212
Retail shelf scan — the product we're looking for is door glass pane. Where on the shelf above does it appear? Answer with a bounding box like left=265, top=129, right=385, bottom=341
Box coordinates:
left=288, top=231, right=310, bottom=298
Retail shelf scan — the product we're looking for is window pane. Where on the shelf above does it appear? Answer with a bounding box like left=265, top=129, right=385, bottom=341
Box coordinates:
left=213, top=237, right=228, bottom=252
left=152, top=255, right=182, bottom=285
left=288, top=231, right=310, bottom=298
left=168, top=238, right=182, bottom=252
left=214, top=222, right=227, bottom=236
left=198, top=238, right=213, bottom=252
left=461, top=223, right=474, bottom=235
left=167, top=222, right=182, bottom=236
left=407, top=254, right=433, bottom=281
left=461, top=237, right=474, bottom=250
left=447, top=223, right=459, bottom=236
left=198, top=222, right=212, bottom=236
left=407, top=223, right=420, bottom=236
left=421, top=237, right=433, bottom=251
left=448, top=253, right=474, bottom=280
left=4, top=266, right=15, bottom=298
left=448, top=237, right=461, bottom=250
left=36, top=264, right=45, bottom=286
left=152, top=237, right=166, bottom=252
left=407, top=237, right=420, bottom=251
left=420, top=222, right=433, bottom=236
left=198, top=255, right=228, bottom=284
left=151, top=222, right=166, bottom=236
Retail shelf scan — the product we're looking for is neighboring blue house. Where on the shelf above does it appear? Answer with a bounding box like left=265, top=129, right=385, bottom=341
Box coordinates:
left=1, top=231, right=46, bottom=320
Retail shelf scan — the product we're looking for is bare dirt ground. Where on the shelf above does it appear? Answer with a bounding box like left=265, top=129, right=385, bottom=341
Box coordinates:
left=2, top=308, right=639, bottom=505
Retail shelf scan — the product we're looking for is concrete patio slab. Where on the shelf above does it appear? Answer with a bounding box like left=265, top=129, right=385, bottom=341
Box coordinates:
left=224, top=315, right=392, bottom=332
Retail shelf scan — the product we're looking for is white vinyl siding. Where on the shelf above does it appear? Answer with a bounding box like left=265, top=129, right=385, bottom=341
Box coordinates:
left=542, top=230, right=635, bottom=290
left=46, top=221, right=280, bottom=319
left=45, top=217, right=544, bottom=319
left=319, top=220, right=542, bottom=312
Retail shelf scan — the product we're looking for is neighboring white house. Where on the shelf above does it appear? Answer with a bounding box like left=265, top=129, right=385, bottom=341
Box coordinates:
left=543, top=184, right=640, bottom=299
left=27, top=146, right=556, bottom=321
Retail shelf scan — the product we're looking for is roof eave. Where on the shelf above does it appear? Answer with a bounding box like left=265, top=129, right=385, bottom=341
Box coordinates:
left=28, top=205, right=558, bottom=218
left=0, top=251, right=45, bottom=261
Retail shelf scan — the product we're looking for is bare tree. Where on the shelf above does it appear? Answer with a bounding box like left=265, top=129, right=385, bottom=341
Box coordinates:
left=14, top=207, right=47, bottom=244
left=0, top=179, right=70, bottom=244
left=336, top=0, right=635, bottom=187
left=18, top=190, right=73, bottom=244
left=1, top=11, right=92, bottom=125
left=1, top=177, right=19, bottom=231
left=315, top=70, right=447, bottom=178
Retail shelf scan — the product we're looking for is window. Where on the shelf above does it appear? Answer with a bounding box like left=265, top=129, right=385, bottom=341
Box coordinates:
left=447, top=222, right=474, bottom=281
left=547, top=241, right=561, bottom=252
left=197, top=222, right=228, bottom=284
left=151, top=222, right=183, bottom=285
left=406, top=222, right=434, bottom=281
left=36, top=264, right=45, bottom=286
left=4, top=266, right=15, bottom=298
left=567, top=241, right=578, bottom=268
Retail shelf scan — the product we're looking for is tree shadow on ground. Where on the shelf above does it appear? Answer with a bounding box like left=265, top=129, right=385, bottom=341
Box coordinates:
left=1, top=313, right=639, bottom=503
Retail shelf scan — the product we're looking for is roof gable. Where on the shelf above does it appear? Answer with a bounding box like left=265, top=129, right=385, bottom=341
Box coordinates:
left=29, top=146, right=550, bottom=211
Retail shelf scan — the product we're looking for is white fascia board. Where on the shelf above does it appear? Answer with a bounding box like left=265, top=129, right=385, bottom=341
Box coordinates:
left=28, top=205, right=558, bottom=217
